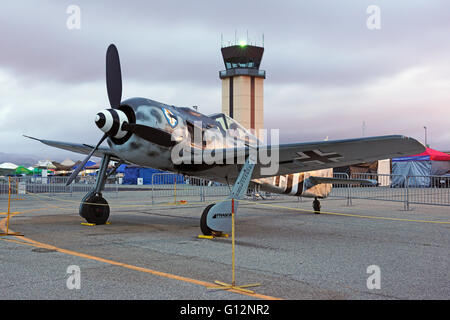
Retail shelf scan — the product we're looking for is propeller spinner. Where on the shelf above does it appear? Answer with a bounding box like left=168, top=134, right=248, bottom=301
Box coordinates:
left=95, top=108, right=129, bottom=139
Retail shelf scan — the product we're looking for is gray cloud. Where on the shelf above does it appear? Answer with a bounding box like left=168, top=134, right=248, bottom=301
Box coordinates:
left=1, top=0, right=450, bottom=160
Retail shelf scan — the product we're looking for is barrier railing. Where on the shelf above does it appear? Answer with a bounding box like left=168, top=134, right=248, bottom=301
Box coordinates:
left=328, top=172, right=450, bottom=209
left=0, top=176, right=119, bottom=199
left=406, top=175, right=450, bottom=208
left=2, top=173, right=449, bottom=209
left=349, top=173, right=408, bottom=206
left=328, top=173, right=352, bottom=205
left=150, top=173, right=230, bottom=204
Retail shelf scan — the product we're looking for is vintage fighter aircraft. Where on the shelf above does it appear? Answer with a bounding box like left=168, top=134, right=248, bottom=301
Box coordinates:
left=26, top=44, right=425, bottom=235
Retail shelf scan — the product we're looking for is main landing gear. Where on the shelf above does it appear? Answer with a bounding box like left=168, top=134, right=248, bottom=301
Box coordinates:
left=200, top=203, right=216, bottom=236
left=79, top=154, right=118, bottom=225
left=199, top=155, right=257, bottom=236
left=80, top=192, right=110, bottom=225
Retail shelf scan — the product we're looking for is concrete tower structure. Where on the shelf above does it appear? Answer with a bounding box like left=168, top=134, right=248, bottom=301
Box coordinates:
left=219, top=44, right=265, bottom=136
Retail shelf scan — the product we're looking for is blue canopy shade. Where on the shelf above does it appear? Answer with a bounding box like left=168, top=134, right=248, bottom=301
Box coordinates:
left=116, top=164, right=127, bottom=173
left=392, top=155, right=430, bottom=162
left=72, top=160, right=96, bottom=170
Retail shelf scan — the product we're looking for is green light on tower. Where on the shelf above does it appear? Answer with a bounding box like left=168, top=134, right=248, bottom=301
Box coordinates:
left=239, top=40, right=247, bottom=48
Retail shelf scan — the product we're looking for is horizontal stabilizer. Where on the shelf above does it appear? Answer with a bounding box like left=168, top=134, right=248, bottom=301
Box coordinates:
left=305, top=176, right=377, bottom=190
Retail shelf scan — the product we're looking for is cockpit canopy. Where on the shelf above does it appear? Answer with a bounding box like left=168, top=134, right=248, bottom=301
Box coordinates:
left=209, top=113, right=259, bottom=145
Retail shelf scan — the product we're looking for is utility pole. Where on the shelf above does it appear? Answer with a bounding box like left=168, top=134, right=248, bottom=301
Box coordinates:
left=423, top=126, right=428, bottom=147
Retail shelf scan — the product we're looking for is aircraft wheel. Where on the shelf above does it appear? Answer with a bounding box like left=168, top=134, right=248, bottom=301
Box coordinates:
left=80, top=194, right=110, bottom=225
left=313, top=198, right=321, bottom=214
left=200, top=203, right=222, bottom=236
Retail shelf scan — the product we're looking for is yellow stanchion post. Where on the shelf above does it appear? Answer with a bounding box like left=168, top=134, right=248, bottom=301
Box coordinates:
left=0, top=177, right=23, bottom=236
left=207, top=198, right=260, bottom=293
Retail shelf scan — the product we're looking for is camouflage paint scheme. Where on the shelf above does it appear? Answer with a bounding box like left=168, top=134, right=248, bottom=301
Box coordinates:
left=106, top=97, right=335, bottom=199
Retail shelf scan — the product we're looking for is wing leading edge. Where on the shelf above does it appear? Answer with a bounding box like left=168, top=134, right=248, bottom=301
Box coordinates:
left=23, top=135, right=122, bottom=162
left=252, top=135, right=425, bottom=178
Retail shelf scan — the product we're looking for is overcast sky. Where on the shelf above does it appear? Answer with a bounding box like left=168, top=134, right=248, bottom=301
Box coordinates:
left=1, top=0, right=450, bottom=161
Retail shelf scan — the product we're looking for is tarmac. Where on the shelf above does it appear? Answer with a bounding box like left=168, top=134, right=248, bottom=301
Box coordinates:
left=1, top=191, right=449, bottom=300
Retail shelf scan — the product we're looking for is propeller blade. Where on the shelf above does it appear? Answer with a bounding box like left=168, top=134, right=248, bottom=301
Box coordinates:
left=122, top=123, right=176, bottom=147
left=65, top=134, right=108, bottom=186
left=106, top=44, right=122, bottom=109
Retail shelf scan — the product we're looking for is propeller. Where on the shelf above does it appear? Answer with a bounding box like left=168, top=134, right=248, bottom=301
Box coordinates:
left=66, top=44, right=123, bottom=186
left=105, top=44, right=122, bottom=109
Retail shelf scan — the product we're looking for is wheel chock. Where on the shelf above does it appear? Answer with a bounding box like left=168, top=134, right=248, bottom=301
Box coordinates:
left=198, top=233, right=229, bottom=239
left=81, top=222, right=111, bottom=226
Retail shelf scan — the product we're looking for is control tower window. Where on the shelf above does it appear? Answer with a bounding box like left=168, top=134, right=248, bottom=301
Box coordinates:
left=226, top=61, right=257, bottom=69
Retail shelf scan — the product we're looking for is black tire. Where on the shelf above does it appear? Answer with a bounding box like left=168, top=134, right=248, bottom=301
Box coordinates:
left=80, top=195, right=110, bottom=225
left=200, top=203, right=216, bottom=236
left=313, top=199, right=321, bottom=214
left=79, top=191, right=95, bottom=219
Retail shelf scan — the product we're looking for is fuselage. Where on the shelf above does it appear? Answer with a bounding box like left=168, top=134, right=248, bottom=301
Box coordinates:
left=96, top=97, right=333, bottom=198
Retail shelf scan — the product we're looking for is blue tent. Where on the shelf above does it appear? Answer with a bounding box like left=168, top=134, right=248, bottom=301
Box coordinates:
left=122, top=166, right=184, bottom=185
left=116, top=164, right=127, bottom=173
left=392, top=147, right=450, bottom=187
left=72, top=161, right=96, bottom=170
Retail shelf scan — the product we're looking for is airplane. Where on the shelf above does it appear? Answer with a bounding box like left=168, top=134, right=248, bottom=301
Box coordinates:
left=26, top=44, right=425, bottom=235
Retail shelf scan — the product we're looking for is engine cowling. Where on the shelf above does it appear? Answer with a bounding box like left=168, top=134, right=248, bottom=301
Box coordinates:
left=95, top=108, right=129, bottom=139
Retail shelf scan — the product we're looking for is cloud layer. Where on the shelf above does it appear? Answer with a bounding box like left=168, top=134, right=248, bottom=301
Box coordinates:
left=1, top=0, right=450, bottom=160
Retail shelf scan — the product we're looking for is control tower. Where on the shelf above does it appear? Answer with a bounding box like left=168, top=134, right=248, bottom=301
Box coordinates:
left=219, top=43, right=265, bottom=135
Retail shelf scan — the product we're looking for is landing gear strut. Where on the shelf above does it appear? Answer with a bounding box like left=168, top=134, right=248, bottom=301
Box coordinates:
left=313, top=197, right=321, bottom=214
left=199, top=155, right=256, bottom=235
left=79, top=153, right=111, bottom=225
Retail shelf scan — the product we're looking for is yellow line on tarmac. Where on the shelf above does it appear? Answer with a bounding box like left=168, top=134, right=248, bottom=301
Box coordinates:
left=0, top=216, right=280, bottom=300
left=237, top=199, right=450, bottom=225
left=0, top=207, right=54, bottom=216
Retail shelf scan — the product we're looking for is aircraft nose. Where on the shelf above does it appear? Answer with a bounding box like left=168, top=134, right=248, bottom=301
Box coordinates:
left=95, top=109, right=114, bottom=134
left=95, top=112, right=106, bottom=129
left=94, top=108, right=130, bottom=140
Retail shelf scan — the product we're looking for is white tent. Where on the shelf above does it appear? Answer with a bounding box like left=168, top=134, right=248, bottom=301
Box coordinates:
left=36, top=160, right=56, bottom=169
left=60, top=158, right=75, bottom=167
left=0, top=162, right=18, bottom=169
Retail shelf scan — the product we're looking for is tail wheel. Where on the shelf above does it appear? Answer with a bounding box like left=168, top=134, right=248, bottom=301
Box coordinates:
left=200, top=203, right=222, bottom=236
left=313, top=198, right=321, bottom=214
left=80, top=194, right=110, bottom=225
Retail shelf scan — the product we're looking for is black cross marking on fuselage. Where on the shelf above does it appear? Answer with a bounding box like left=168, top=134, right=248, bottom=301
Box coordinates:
left=294, top=150, right=343, bottom=164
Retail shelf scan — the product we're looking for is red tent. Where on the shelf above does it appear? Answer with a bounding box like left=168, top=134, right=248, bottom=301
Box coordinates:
left=410, top=147, right=450, bottom=161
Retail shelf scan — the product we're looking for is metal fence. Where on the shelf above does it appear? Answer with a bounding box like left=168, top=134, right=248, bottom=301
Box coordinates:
left=329, top=172, right=450, bottom=209
left=406, top=175, right=450, bottom=208
left=0, top=176, right=119, bottom=200
left=2, top=172, right=449, bottom=208
left=151, top=173, right=229, bottom=204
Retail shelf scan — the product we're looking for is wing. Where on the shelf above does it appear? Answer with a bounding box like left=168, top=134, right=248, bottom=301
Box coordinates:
left=252, top=135, right=425, bottom=178
left=24, top=135, right=123, bottom=162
